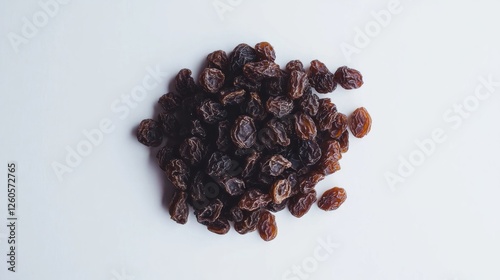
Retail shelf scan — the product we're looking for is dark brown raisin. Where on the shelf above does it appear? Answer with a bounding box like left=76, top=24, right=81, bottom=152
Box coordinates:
left=337, top=130, right=349, bottom=153
left=207, top=50, right=228, bottom=71
left=308, top=60, right=336, bottom=93
left=261, top=155, right=292, bottom=176
left=348, top=107, right=372, bottom=138
left=318, top=187, right=347, bottom=211
left=285, top=60, right=304, bottom=73
left=270, top=179, right=291, bottom=204
left=258, top=211, right=278, bottom=241
left=158, top=112, right=178, bottom=136
left=288, top=190, right=317, bottom=218
left=298, top=92, right=319, bottom=116
left=158, top=92, right=181, bottom=112
left=175, top=68, right=197, bottom=95
left=328, top=113, right=348, bottom=139
left=234, top=209, right=262, bottom=234
left=245, top=92, right=266, bottom=120
left=229, top=43, right=257, bottom=75
left=216, top=120, right=232, bottom=152
left=261, top=72, right=288, bottom=97
left=169, top=190, right=189, bottom=224
left=207, top=217, right=230, bottom=235
left=315, top=98, right=337, bottom=131
left=233, top=75, right=261, bottom=92
left=241, top=151, right=261, bottom=178
left=298, top=139, right=322, bottom=166
left=165, top=159, right=189, bottom=191
left=195, top=199, right=223, bottom=224
left=220, top=88, right=246, bottom=106
left=266, top=118, right=290, bottom=147
left=238, top=189, right=271, bottom=211
left=266, top=96, right=294, bottom=118
left=334, top=66, right=363, bottom=89
left=179, top=137, right=206, bottom=166
left=288, top=70, right=310, bottom=100
left=243, top=60, right=281, bottom=81
left=206, top=152, right=232, bottom=178
left=197, top=99, right=227, bottom=124
left=199, top=68, right=225, bottom=94
left=219, top=176, right=246, bottom=196
left=254, top=42, right=276, bottom=61
left=157, top=145, right=175, bottom=171
left=267, top=199, right=289, bottom=212
left=187, top=118, right=206, bottom=138
left=229, top=206, right=244, bottom=222
left=294, top=112, right=317, bottom=140
left=137, top=119, right=163, bottom=147
left=231, top=115, right=257, bottom=149
left=298, top=172, right=324, bottom=193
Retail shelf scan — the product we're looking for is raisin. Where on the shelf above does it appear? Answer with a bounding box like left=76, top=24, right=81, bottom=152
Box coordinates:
left=266, top=118, right=290, bottom=147
left=328, top=113, right=348, bottom=139
left=158, top=92, right=181, bottom=112
left=270, top=179, right=291, bottom=204
left=179, top=137, right=206, bottom=166
left=220, top=88, right=246, bottom=106
left=206, top=152, right=232, bottom=178
left=315, top=98, right=337, bottom=131
left=308, top=60, right=336, bottom=93
left=245, top=92, right=266, bottom=120
left=175, top=68, right=197, bottom=95
left=285, top=60, right=304, bottom=73
left=348, top=107, right=372, bottom=138
left=199, top=68, right=225, bottom=94
left=258, top=211, right=278, bottom=241
left=318, top=187, right=347, bottom=211
left=207, top=217, right=230, bottom=235
left=229, top=206, right=244, bottom=222
left=338, top=130, right=349, bottom=153
left=137, top=119, right=163, bottom=147
left=294, top=112, right=317, bottom=140
left=219, top=176, right=246, bottom=196
left=238, top=189, right=271, bottom=211
left=197, top=99, right=227, bottom=124
left=207, top=50, right=228, bottom=71
left=261, top=72, right=288, bottom=96
left=187, top=118, right=206, bottom=138
left=243, top=60, right=281, bottom=81
left=241, top=151, right=261, bottom=178
left=216, top=121, right=232, bottom=152
left=298, top=140, right=322, bottom=166
left=158, top=112, right=178, bottom=136
left=288, top=190, right=317, bottom=218
left=231, top=115, right=257, bottom=149
left=298, top=172, right=324, bottom=193
left=165, top=159, right=190, bottom=191
left=234, top=75, right=261, bottom=92
left=229, top=43, right=257, bottom=75
left=195, top=199, right=223, bottom=224
left=254, top=42, right=276, bottom=61
left=157, top=145, right=175, bottom=171
left=169, top=190, right=189, bottom=224
left=267, top=199, right=289, bottom=212
left=261, top=155, right=292, bottom=176
left=234, top=209, right=262, bottom=234
left=334, top=66, right=363, bottom=89
left=298, top=92, right=319, bottom=117
left=288, top=70, right=310, bottom=100
left=266, top=96, right=294, bottom=118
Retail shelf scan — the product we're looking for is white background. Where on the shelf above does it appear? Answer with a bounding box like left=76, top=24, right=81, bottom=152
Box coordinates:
left=1, top=0, right=500, bottom=279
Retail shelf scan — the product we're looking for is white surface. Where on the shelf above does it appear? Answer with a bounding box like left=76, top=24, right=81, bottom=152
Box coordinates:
left=1, top=0, right=500, bottom=279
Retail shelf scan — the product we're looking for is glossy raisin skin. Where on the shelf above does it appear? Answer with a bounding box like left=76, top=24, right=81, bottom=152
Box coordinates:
left=207, top=50, right=228, bottom=71
left=158, top=92, right=181, bottom=112
left=334, top=66, right=363, bottom=89
left=179, top=137, right=206, bottom=166
left=270, top=179, right=291, bottom=204
left=243, top=60, right=281, bottom=81
left=199, top=68, right=225, bottom=93
left=234, top=209, right=262, bottom=234
left=238, top=189, right=271, bottom=211
left=318, top=187, right=347, bottom=211
left=308, top=60, right=336, bottom=93
left=231, top=115, right=257, bottom=149
left=169, top=191, right=189, bottom=224
left=255, top=42, right=276, bottom=61
left=288, top=70, right=310, bottom=100
left=175, top=69, right=197, bottom=95
left=294, top=113, right=317, bottom=140
left=229, top=43, right=257, bottom=75
left=349, top=107, right=372, bottom=138
left=258, top=211, right=278, bottom=241
left=261, top=155, right=292, bottom=176
left=285, top=60, right=304, bottom=73
left=288, top=190, right=317, bottom=218
left=207, top=217, right=230, bottom=235
left=197, top=99, right=227, bottom=124
left=266, top=96, right=294, bottom=118
left=165, top=159, right=190, bottom=191
left=137, top=119, right=163, bottom=147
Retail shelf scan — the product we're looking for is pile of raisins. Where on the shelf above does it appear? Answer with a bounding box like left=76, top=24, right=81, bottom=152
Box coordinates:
left=136, top=42, right=371, bottom=241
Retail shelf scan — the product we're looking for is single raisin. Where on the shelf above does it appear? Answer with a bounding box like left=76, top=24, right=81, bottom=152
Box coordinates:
left=285, top=60, right=304, bottom=73
left=234, top=209, right=262, bottom=234
left=328, top=113, right=348, bottom=139
left=294, top=112, right=317, bottom=140
left=298, top=172, right=324, bottom=194
left=207, top=50, right=228, bottom=71
left=238, top=189, right=271, bottom=211
left=298, top=92, right=319, bottom=117
left=254, top=42, right=276, bottom=61
left=207, top=217, right=230, bottom=235
left=261, top=155, right=292, bottom=176
left=179, top=137, right=206, bottom=166
left=195, top=199, right=223, bottom=224
left=243, top=60, right=281, bottom=81
left=137, top=119, right=163, bottom=147
left=288, top=70, right=310, bottom=100
left=229, top=206, right=244, bottom=222
left=266, top=96, right=294, bottom=118
left=337, top=130, right=349, bottom=153
left=158, top=92, right=181, bottom=112
left=216, top=121, right=232, bottom=152
left=165, top=159, right=190, bottom=191
left=257, top=211, right=278, bottom=241
left=231, top=115, right=257, bottom=149
left=298, top=139, right=322, bottom=166
left=169, top=190, right=189, bottom=224
left=288, top=190, right=317, bottom=218
left=206, top=152, right=232, bottom=178
left=348, top=107, right=372, bottom=138
left=157, top=145, right=175, bottom=171
left=158, top=112, right=178, bottom=136
left=229, top=43, right=257, bottom=75
left=175, top=68, right=197, bottom=95
left=220, top=88, right=246, bottom=106
left=219, top=176, right=246, bottom=196
left=270, top=179, right=292, bottom=204
left=318, top=187, right=347, bottom=211
left=245, top=92, right=266, bottom=120
left=197, top=99, right=227, bottom=124
left=199, top=68, right=225, bottom=93
left=334, top=66, right=363, bottom=89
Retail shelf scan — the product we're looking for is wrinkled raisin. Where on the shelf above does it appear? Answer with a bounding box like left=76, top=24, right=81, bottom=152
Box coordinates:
left=255, top=42, right=276, bottom=61
left=348, top=107, right=372, bottom=138
left=258, top=211, right=278, bottom=241
left=199, top=68, right=225, bottom=93
left=318, top=187, right=347, bottom=211
left=261, top=155, right=292, bottom=176
left=285, top=60, right=304, bottom=73
left=266, top=96, right=294, bottom=118
left=165, top=159, right=190, bottom=191
left=288, top=70, right=310, bottom=100
left=179, top=137, right=206, bottom=166
left=197, top=99, right=227, bottom=124
left=270, top=179, right=291, bottom=204
left=207, top=217, right=230, bottom=235
left=334, top=66, right=363, bottom=89
left=294, top=112, right=317, bottom=140
left=137, top=119, right=163, bottom=147
left=207, top=50, right=228, bottom=71
left=169, top=190, right=189, bottom=224
left=238, top=189, right=271, bottom=211
left=288, top=190, right=317, bottom=218
left=158, top=92, right=181, bottom=112
left=308, top=60, right=336, bottom=93
left=175, top=69, right=197, bottom=95
left=243, top=60, right=281, bottom=81
left=231, top=115, right=257, bottom=149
